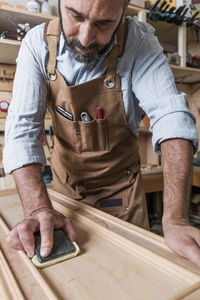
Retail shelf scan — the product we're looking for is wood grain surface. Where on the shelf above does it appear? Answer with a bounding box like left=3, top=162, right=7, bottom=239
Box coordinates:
left=1, top=191, right=200, bottom=300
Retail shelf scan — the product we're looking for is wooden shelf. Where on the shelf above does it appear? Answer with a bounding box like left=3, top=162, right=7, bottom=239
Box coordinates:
left=126, top=4, right=148, bottom=16
left=170, top=65, right=200, bottom=84
left=0, top=6, right=56, bottom=33
left=148, top=20, right=196, bottom=46
left=0, top=39, right=20, bottom=64
left=0, top=5, right=57, bottom=64
left=126, top=5, right=197, bottom=46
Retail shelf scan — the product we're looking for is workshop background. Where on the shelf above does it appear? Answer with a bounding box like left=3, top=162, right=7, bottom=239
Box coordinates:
left=0, top=0, right=200, bottom=236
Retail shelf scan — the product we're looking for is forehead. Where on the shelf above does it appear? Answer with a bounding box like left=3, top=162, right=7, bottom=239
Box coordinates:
left=61, top=0, right=124, bottom=20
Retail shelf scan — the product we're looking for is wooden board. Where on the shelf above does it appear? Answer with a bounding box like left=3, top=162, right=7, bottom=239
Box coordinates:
left=0, top=64, right=16, bottom=79
left=0, top=39, right=20, bottom=65
left=1, top=191, right=200, bottom=299
left=171, top=65, right=200, bottom=84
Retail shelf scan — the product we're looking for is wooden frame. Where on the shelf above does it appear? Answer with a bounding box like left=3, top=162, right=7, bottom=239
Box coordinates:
left=1, top=191, right=200, bottom=299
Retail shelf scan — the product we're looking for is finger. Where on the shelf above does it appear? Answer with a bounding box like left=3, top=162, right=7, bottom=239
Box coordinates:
left=39, top=219, right=54, bottom=257
left=17, top=220, right=38, bottom=258
left=180, top=238, right=200, bottom=268
left=53, top=212, right=77, bottom=242
left=6, top=228, right=24, bottom=251
left=63, top=219, right=77, bottom=242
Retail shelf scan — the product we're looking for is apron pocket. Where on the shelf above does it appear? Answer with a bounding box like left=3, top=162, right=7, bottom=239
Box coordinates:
left=55, top=111, right=81, bottom=152
left=79, top=118, right=108, bottom=152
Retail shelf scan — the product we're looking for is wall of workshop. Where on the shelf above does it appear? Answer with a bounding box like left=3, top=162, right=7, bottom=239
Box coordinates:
left=3, top=0, right=59, bottom=15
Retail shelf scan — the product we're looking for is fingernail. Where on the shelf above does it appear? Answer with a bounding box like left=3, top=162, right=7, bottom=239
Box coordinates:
left=40, top=247, right=50, bottom=257
left=27, top=251, right=34, bottom=258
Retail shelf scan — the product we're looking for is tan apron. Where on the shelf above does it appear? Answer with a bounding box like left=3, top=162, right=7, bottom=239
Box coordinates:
left=45, top=18, right=149, bottom=229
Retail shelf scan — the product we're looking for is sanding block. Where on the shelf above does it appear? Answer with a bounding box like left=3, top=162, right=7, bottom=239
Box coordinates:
left=32, top=229, right=80, bottom=268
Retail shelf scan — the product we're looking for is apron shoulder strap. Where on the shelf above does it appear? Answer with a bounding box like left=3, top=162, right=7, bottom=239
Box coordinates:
left=104, top=17, right=128, bottom=89
left=44, top=18, right=60, bottom=80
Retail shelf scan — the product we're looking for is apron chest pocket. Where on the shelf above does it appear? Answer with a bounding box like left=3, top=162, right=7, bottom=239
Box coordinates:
left=79, top=119, right=109, bottom=152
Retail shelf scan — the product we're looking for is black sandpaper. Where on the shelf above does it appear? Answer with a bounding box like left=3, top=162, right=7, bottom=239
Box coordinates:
left=34, top=229, right=75, bottom=263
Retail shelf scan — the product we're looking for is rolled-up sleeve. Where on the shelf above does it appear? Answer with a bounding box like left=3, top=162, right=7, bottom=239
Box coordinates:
left=132, top=29, right=199, bottom=154
left=3, top=27, right=48, bottom=174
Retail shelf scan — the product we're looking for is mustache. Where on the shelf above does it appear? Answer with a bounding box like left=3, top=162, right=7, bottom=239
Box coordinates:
left=68, top=39, right=99, bottom=51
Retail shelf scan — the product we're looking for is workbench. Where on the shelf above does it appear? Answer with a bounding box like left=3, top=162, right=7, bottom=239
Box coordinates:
left=1, top=189, right=200, bottom=299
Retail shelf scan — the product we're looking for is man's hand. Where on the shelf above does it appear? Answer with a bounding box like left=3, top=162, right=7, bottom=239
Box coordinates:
left=7, top=208, right=76, bottom=258
left=163, top=220, right=200, bottom=267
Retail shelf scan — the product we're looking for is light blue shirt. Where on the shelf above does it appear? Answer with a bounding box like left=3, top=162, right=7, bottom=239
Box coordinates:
left=3, top=16, right=198, bottom=174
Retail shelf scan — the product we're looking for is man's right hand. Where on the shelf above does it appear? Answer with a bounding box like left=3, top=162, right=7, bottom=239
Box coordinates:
left=6, top=208, right=76, bottom=258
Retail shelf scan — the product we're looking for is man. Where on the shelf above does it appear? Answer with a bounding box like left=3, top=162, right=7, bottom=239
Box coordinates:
left=3, top=0, right=200, bottom=267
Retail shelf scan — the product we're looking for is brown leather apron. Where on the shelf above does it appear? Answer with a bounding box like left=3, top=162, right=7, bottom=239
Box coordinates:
left=45, top=18, right=149, bottom=229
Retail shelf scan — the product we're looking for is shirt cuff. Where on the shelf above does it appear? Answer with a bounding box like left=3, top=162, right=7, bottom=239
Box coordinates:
left=3, top=140, right=46, bottom=174
left=152, top=111, right=199, bottom=155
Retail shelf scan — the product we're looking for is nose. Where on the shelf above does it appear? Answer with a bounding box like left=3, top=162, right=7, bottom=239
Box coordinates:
left=78, top=22, right=96, bottom=48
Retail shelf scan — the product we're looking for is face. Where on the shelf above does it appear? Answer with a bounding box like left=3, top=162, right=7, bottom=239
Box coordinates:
left=59, top=0, right=126, bottom=63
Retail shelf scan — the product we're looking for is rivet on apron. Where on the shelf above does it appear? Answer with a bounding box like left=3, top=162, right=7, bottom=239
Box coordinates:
left=104, top=79, right=115, bottom=89
left=67, top=174, right=71, bottom=183
left=124, top=169, right=131, bottom=176
left=48, top=73, right=57, bottom=81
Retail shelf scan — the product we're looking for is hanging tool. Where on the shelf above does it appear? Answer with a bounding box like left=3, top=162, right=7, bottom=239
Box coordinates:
left=0, top=17, right=31, bottom=41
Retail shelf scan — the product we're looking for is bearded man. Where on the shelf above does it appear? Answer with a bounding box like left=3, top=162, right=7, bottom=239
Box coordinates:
left=3, top=0, right=200, bottom=267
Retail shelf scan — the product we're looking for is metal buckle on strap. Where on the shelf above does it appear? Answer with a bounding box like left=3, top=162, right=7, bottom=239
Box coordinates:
left=104, top=78, right=115, bottom=89
left=48, top=73, right=57, bottom=81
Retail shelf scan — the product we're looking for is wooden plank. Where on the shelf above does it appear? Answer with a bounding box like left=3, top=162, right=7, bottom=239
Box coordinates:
left=171, top=281, right=200, bottom=300
left=1, top=192, right=200, bottom=299
left=48, top=188, right=200, bottom=276
left=0, top=249, right=25, bottom=300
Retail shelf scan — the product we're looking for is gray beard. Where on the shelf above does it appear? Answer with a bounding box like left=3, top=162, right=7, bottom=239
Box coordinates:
left=65, top=36, right=114, bottom=65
